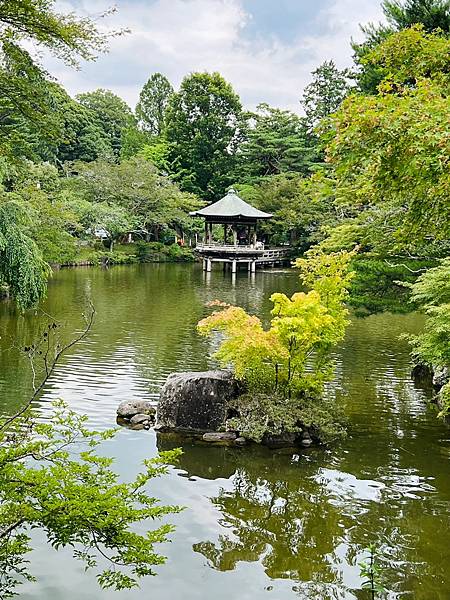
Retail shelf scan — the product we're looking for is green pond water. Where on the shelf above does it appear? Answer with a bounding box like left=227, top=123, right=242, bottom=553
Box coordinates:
left=0, top=263, right=449, bottom=600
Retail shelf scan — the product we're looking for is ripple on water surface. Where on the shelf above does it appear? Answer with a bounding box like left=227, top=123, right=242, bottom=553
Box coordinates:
left=0, top=264, right=449, bottom=600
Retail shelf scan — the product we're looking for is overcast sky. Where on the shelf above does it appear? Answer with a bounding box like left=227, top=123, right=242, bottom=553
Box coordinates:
left=46, top=0, right=385, bottom=113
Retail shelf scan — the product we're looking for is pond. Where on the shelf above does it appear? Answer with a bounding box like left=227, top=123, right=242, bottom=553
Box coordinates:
left=1, top=263, right=449, bottom=600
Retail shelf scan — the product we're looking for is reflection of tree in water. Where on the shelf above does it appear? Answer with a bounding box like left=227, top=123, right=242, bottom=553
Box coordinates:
left=158, top=431, right=450, bottom=599
left=192, top=461, right=346, bottom=587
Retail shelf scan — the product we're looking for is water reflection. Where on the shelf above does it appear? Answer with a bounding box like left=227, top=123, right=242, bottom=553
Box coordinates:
left=1, top=264, right=449, bottom=600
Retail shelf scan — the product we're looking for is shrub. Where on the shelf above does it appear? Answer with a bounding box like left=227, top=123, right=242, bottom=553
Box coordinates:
left=198, top=249, right=355, bottom=443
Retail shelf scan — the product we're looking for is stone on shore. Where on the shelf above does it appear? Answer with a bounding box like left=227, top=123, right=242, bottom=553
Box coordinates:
left=157, top=370, right=240, bottom=433
left=433, top=366, right=450, bottom=390
left=202, top=431, right=237, bottom=442
left=117, top=400, right=156, bottom=419
left=130, top=413, right=152, bottom=425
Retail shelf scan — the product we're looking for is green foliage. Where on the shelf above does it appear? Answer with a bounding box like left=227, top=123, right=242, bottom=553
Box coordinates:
left=407, top=258, right=450, bottom=368
left=238, top=103, right=320, bottom=179
left=135, top=241, right=194, bottom=263
left=0, top=401, right=182, bottom=597
left=0, top=0, right=114, bottom=161
left=348, top=256, right=435, bottom=314
left=352, top=0, right=450, bottom=93
left=358, top=545, right=387, bottom=597
left=327, top=27, right=450, bottom=245
left=383, top=0, right=450, bottom=33
left=226, top=393, right=346, bottom=444
left=237, top=171, right=336, bottom=249
left=438, top=382, right=450, bottom=418
left=301, top=60, right=353, bottom=129
left=120, top=126, right=153, bottom=160
left=0, top=200, right=49, bottom=309
left=165, top=72, right=245, bottom=200
left=140, top=139, right=170, bottom=172
left=68, top=156, right=201, bottom=241
left=76, top=89, right=135, bottom=158
left=136, top=73, right=174, bottom=135
left=46, top=85, right=112, bottom=163
left=198, top=251, right=354, bottom=443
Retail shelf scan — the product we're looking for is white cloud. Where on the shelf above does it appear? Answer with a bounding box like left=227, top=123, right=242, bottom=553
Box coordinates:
left=44, top=0, right=385, bottom=113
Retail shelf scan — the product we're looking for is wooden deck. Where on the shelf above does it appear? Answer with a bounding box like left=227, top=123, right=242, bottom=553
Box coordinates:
left=194, top=243, right=292, bottom=273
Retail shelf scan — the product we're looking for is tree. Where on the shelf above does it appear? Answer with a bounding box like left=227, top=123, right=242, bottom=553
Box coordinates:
left=136, top=73, right=174, bottom=135
left=0, top=310, right=181, bottom=597
left=407, top=259, right=450, bottom=417
left=352, top=0, right=450, bottom=92
left=407, top=258, right=450, bottom=369
left=198, top=250, right=354, bottom=442
left=120, top=126, right=153, bottom=160
left=165, top=72, right=245, bottom=201
left=301, top=61, right=352, bottom=130
left=237, top=171, right=337, bottom=250
left=383, top=0, right=450, bottom=32
left=76, top=89, right=135, bottom=158
left=68, top=156, right=201, bottom=241
left=238, top=103, right=320, bottom=180
left=32, top=85, right=112, bottom=164
left=0, top=0, right=115, bottom=160
left=326, top=27, right=450, bottom=246
left=0, top=200, right=49, bottom=310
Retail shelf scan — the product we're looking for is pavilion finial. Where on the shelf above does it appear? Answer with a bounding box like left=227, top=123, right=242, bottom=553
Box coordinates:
left=227, top=188, right=236, bottom=195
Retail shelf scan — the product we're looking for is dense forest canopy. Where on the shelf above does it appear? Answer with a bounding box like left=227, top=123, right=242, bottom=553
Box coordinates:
left=0, top=0, right=449, bottom=333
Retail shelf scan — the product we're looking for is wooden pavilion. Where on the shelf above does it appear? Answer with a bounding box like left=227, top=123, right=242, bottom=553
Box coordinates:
left=190, top=188, right=290, bottom=274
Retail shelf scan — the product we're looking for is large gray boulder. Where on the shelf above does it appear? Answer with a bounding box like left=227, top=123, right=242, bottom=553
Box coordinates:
left=156, top=370, right=240, bottom=433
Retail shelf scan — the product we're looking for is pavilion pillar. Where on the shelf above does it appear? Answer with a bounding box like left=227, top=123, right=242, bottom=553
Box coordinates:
left=232, top=226, right=237, bottom=246
left=204, top=221, right=208, bottom=244
left=224, top=224, right=228, bottom=245
left=251, top=260, right=256, bottom=273
left=252, top=225, right=257, bottom=248
left=231, top=260, right=237, bottom=274
left=207, top=222, right=213, bottom=245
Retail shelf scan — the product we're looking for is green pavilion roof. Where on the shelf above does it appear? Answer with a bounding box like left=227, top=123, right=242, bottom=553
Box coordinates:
left=190, top=188, right=272, bottom=220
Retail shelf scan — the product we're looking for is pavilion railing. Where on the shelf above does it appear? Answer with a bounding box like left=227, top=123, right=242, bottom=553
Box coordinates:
left=195, top=242, right=265, bottom=251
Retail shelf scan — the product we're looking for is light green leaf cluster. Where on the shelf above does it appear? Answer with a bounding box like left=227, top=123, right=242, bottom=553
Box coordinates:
left=0, top=400, right=182, bottom=597
left=198, top=250, right=354, bottom=401
left=407, top=258, right=450, bottom=368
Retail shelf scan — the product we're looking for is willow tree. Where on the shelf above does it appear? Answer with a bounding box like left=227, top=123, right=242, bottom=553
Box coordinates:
left=0, top=201, right=49, bottom=309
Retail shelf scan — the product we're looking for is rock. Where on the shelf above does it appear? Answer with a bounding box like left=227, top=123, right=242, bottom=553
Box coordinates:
left=261, top=431, right=299, bottom=448
left=117, top=400, right=156, bottom=419
left=432, top=366, right=450, bottom=390
left=300, top=431, right=313, bottom=447
left=202, top=431, right=237, bottom=442
left=157, top=370, right=240, bottom=433
left=130, top=413, right=153, bottom=425
left=234, top=437, right=247, bottom=446
left=411, top=363, right=433, bottom=384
